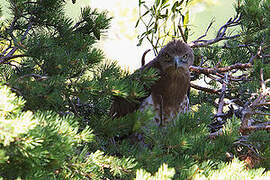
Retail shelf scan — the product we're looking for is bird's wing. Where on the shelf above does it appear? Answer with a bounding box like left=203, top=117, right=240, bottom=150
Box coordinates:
left=109, top=96, right=145, bottom=118
left=109, top=59, right=160, bottom=118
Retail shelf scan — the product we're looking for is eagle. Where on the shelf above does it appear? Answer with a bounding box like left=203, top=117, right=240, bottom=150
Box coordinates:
left=110, top=40, right=194, bottom=126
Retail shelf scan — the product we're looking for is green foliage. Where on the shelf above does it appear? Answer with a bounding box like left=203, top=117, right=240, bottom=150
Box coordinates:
left=1, top=0, right=111, bottom=112
left=0, top=84, right=37, bottom=147
left=236, top=0, right=270, bottom=80
left=135, top=163, right=175, bottom=180
left=99, top=103, right=250, bottom=179
left=194, top=158, right=270, bottom=180
left=0, top=1, right=159, bottom=179
left=75, top=62, right=159, bottom=138
left=247, top=131, right=270, bottom=168
left=0, top=84, right=136, bottom=179
left=136, top=0, right=191, bottom=54
left=237, top=0, right=270, bottom=43
left=1, top=0, right=270, bottom=179
left=132, top=0, right=270, bottom=179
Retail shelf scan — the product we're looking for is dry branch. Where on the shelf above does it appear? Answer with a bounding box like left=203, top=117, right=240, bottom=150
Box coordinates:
left=16, top=73, right=48, bottom=81
left=241, top=125, right=270, bottom=132
left=178, top=24, right=187, bottom=43
left=0, top=17, right=33, bottom=64
left=217, top=73, right=228, bottom=117
left=190, top=63, right=252, bottom=75
left=141, top=49, right=151, bottom=67
left=189, top=14, right=241, bottom=48
left=190, top=83, right=220, bottom=95
left=0, top=54, right=28, bottom=63
left=209, top=73, right=229, bottom=138
left=240, top=69, right=270, bottom=134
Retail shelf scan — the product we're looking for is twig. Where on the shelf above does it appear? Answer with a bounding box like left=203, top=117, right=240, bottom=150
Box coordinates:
left=190, top=83, right=220, bottom=95
left=209, top=73, right=229, bottom=138
left=1, top=41, right=12, bottom=57
left=196, top=19, right=214, bottom=41
left=234, top=141, right=263, bottom=159
left=252, top=103, right=270, bottom=107
left=69, top=98, right=79, bottom=116
left=217, top=73, right=228, bottom=119
left=190, top=35, right=240, bottom=48
left=0, top=19, right=33, bottom=64
left=209, top=129, right=223, bottom=139
left=240, top=125, right=270, bottom=132
left=72, top=20, right=86, bottom=30
left=249, top=54, right=258, bottom=64
left=190, top=63, right=252, bottom=75
left=141, top=49, right=151, bottom=67
left=178, top=25, right=187, bottom=43
left=16, top=73, right=48, bottom=81
left=0, top=54, right=28, bottom=63
left=240, top=69, right=270, bottom=134
left=190, top=14, right=241, bottom=48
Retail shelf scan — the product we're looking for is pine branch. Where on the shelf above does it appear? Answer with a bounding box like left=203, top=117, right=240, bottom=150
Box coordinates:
left=0, top=19, right=33, bottom=64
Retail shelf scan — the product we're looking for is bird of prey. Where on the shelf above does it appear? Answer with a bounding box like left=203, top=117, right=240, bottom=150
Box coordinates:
left=110, top=40, right=194, bottom=126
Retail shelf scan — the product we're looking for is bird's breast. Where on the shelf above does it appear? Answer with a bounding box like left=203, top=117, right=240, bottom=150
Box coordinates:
left=152, top=71, right=190, bottom=104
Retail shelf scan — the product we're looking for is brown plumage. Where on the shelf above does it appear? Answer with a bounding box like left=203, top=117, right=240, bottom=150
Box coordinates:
left=110, top=40, right=194, bottom=126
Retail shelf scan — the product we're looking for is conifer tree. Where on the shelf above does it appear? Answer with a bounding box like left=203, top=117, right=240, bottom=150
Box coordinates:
left=1, top=0, right=270, bottom=179
left=0, top=1, right=162, bottom=179
left=0, top=0, right=112, bottom=112
left=132, top=0, right=270, bottom=178
left=0, top=84, right=139, bottom=179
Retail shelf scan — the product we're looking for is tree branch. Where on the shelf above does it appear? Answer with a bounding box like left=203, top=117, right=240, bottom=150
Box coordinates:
left=240, top=69, right=270, bottom=134
left=0, top=18, right=33, bottom=64
left=189, top=14, right=241, bottom=48
left=178, top=24, right=187, bottom=43
left=190, top=83, right=220, bottom=95
left=209, top=74, right=230, bottom=138
left=16, top=73, right=48, bottom=81
left=0, top=54, right=28, bottom=63
left=190, top=63, right=252, bottom=75
left=141, top=49, right=151, bottom=67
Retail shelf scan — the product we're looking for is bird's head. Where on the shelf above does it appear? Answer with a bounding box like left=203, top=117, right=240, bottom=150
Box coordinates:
left=156, top=40, right=194, bottom=73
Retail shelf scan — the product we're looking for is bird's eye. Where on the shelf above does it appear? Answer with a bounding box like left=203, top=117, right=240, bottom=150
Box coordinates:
left=182, top=54, right=188, bottom=59
left=181, top=54, right=188, bottom=63
left=164, top=53, right=170, bottom=59
left=163, top=53, right=171, bottom=62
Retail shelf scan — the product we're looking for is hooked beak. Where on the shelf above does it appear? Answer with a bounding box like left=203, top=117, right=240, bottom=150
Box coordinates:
left=174, top=56, right=185, bottom=69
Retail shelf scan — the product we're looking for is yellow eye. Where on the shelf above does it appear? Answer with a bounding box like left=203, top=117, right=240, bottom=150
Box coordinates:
left=182, top=54, right=188, bottom=59
left=164, top=53, right=170, bottom=59
left=163, top=53, right=171, bottom=62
